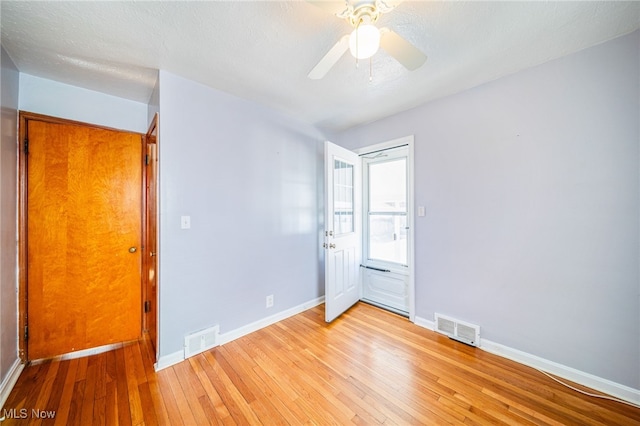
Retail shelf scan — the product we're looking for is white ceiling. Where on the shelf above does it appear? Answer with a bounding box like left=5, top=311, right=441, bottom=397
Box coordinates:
left=1, top=1, right=638, bottom=132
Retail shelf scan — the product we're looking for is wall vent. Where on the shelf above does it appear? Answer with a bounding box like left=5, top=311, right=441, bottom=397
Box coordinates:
left=184, top=325, right=220, bottom=359
left=434, top=313, right=480, bottom=347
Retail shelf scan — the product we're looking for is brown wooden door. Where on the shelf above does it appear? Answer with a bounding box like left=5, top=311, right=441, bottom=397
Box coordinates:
left=143, top=114, right=158, bottom=356
left=26, top=118, right=142, bottom=360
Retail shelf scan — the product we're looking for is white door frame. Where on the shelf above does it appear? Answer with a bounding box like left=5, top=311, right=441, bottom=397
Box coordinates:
left=355, top=135, right=415, bottom=322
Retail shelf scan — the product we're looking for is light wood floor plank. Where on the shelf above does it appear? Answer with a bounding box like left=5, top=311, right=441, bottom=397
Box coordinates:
left=202, top=349, right=262, bottom=425
left=172, top=361, right=212, bottom=425
left=218, top=342, right=302, bottom=425
left=188, top=354, right=232, bottom=423
left=163, top=366, right=198, bottom=425
left=155, top=369, right=184, bottom=426
left=3, top=302, right=640, bottom=425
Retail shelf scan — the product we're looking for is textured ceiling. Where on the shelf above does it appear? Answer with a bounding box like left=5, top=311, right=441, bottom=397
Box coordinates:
left=1, top=1, right=638, bottom=132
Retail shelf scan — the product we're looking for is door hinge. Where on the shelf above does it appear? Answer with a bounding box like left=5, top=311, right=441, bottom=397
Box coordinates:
left=144, top=154, right=150, bottom=165
left=144, top=300, right=151, bottom=313
left=24, top=325, right=28, bottom=341
left=24, top=138, right=29, bottom=154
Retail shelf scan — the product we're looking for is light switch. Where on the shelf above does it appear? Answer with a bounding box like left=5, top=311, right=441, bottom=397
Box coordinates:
left=181, top=215, right=191, bottom=229
left=417, top=206, right=425, bottom=217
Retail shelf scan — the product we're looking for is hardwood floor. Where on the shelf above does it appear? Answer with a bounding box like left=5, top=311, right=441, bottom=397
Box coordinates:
left=2, top=302, right=639, bottom=425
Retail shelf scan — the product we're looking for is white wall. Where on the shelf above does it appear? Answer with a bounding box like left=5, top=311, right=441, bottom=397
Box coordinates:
left=0, top=46, right=19, bottom=399
left=19, top=74, right=148, bottom=133
left=334, top=31, right=640, bottom=390
left=147, top=76, right=159, bottom=126
left=157, top=70, right=324, bottom=358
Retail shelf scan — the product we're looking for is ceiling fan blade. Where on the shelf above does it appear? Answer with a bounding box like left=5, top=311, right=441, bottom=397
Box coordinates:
left=306, top=1, right=350, bottom=16
left=308, top=34, right=350, bottom=80
left=376, top=0, right=404, bottom=14
left=379, top=28, right=427, bottom=71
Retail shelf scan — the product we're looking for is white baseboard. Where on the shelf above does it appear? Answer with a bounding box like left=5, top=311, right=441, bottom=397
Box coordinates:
left=480, top=339, right=640, bottom=406
left=413, top=315, right=640, bottom=406
left=0, top=359, right=24, bottom=410
left=413, top=315, right=435, bottom=331
left=218, top=296, right=325, bottom=345
left=155, top=296, right=325, bottom=372
left=154, top=350, right=184, bottom=371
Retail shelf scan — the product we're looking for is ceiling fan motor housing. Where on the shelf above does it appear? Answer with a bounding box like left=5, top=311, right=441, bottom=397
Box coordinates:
left=340, top=0, right=397, bottom=27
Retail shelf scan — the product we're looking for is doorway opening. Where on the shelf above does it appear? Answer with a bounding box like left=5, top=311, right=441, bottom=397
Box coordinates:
left=357, top=136, right=414, bottom=319
left=18, top=112, right=154, bottom=361
left=324, top=135, right=415, bottom=323
left=360, top=144, right=411, bottom=317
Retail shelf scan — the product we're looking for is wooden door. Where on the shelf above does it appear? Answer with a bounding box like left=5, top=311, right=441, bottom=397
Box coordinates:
left=143, top=114, right=158, bottom=356
left=26, top=117, right=142, bottom=360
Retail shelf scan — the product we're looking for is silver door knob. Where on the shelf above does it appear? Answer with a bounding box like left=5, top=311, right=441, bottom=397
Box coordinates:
left=329, top=243, right=336, bottom=249
left=129, top=247, right=137, bottom=253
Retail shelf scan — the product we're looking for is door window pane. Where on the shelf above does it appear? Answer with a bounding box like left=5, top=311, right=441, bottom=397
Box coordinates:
left=367, top=156, right=407, bottom=265
left=369, top=159, right=406, bottom=212
left=334, top=159, right=354, bottom=235
left=369, top=214, right=407, bottom=264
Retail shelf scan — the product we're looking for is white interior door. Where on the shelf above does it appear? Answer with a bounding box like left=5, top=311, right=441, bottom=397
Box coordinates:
left=324, top=141, right=361, bottom=322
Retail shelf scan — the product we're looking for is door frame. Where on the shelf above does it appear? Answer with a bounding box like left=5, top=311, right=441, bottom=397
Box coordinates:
left=142, top=113, right=159, bottom=359
left=355, top=135, right=415, bottom=322
left=17, top=111, right=148, bottom=361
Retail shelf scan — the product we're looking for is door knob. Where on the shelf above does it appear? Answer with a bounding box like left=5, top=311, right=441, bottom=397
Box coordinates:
left=129, top=247, right=137, bottom=253
left=329, top=243, right=336, bottom=249
left=150, top=252, right=156, bottom=257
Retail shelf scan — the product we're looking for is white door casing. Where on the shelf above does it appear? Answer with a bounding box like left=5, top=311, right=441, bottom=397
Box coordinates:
left=324, top=141, right=362, bottom=322
left=361, top=144, right=410, bottom=315
left=357, top=136, right=415, bottom=322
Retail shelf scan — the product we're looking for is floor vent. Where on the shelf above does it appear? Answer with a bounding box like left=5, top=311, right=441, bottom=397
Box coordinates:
left=434, top=313, right=480, bottom=347
left=184, top=325, right=219, bottom=359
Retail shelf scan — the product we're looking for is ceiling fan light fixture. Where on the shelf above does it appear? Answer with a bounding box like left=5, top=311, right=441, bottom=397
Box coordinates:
left=349, top=24, right=380, bottom=59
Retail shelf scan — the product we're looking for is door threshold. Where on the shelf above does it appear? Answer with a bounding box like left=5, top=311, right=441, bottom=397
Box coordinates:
left=361, top=299, right=409, bottom=318
left=29, top=340, right=137, bottom=365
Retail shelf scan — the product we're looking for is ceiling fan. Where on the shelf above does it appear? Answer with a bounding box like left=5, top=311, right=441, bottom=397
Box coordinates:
left=307, top=0, right=427, bottom=79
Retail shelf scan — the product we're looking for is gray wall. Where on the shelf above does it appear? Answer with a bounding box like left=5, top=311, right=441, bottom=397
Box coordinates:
left=19, top=74, right=148, bottom=133
left=0, top=46, right=19, bottom=388
left=333, top=30, right=639, bottom=389
left=157, top=70, right=324, bottom=358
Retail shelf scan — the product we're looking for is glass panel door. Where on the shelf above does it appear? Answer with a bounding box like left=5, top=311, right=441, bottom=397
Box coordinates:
left=367, top=156, right=407, bottom=266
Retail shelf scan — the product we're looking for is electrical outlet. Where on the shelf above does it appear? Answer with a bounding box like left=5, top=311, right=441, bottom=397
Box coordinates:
left=266, top=294, right=274, bottom=308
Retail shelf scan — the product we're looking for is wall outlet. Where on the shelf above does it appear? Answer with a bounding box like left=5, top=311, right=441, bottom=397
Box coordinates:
left=266, top=294, right=274, bottom=308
